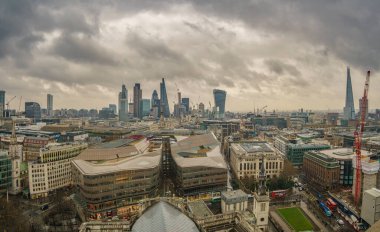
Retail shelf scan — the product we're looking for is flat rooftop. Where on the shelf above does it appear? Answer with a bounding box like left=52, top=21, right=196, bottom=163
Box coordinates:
left=233, top=142, right=274, bottom=153
left=188, top=200, right=213, bottom=218
left=320, top=148, right=372, bottom=160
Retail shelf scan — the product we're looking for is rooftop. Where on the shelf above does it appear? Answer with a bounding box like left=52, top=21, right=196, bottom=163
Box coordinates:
left=72, top=151, right=161, bottom=175
left=132, top=201, right=199, bottom=232
left=221, top=190, right=248, bottom=204
left=233, top=142, right=274, bottom=153
left=320, top=148, right=372, bottom=160
left=170, top=133, right=227, bottom=169
left=187, top=200, right=213, bottom=218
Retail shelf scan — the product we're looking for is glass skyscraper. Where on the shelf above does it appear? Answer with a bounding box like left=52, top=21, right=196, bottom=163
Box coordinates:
left=344, top=67, right=355, bottom=120
left=141, top=99, right=151, bottom=117
left=25, top=102, right=41, bottom=122
left=118, top=84, right=128, bottom=122
left=213, top=89, right=227, bottom=118
left=133, top=83, right=142, bottom=118
left=181, top=98, right=190, bottom=114
left=151, top=90, right=160, bottom=108
left=47, top=94, right=53, bottom=116
left=0, top=90, right=5, bottom=117
left=160, top=78, right=170, bottom=117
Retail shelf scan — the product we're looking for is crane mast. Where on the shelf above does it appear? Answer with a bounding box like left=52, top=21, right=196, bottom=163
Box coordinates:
left=354, top=70, right=370, bottom=206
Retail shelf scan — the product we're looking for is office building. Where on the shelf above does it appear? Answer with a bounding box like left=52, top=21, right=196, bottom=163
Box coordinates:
left=303, top=151, right=340, bottom=190
left=23, top=137, right=51, bottom=161
left=0, top=151, right=12, bottom=194
left=151, top=90, right=160, bottom=108
left=108, top=104, right=117, bottom=114
left=133, top=83, right=142, bottom=118
left=361, top=188, right=380, bottom=226
left=286, top=143, right=330, bottom=168
left=230, top=142, right=283, bottom=180
left=344, top=67, right=355, bottom=120
left=47, top=94, right=53, bottom=117
left=0, top=90, right=5, bottom=117
left=141, top=99, right=151, bottom=117
left=25, top=102, right=41, bottom=122
left=182, top=97, right=190, bottom=114
left=213, top=89, right=226, bottom=119
left=169, top=133, right=228, bottom=196
left=118, top=84, right=128, bottom=122
left=72, top=140, right=160, bottom=219
left=28, top=142, right=87, bottom=199
left=320, top=148, right=373, bottom=186
left=160, top=78, right=170, bottom=117
left=221, top=190, right=248, bottom=213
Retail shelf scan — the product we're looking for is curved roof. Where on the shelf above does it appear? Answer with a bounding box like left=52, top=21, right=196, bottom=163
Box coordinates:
left=132, top=201, right=200, bottom=232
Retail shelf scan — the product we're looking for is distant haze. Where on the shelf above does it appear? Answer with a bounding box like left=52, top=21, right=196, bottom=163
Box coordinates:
left=1, top=0, right=379, bottom=111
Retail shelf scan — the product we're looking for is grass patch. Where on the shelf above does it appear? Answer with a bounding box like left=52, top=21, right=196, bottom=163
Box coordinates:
left=277, top=207, right=313, bottom=232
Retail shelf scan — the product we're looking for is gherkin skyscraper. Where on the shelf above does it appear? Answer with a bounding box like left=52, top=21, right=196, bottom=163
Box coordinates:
left=344, top=67, right=355, bottom=120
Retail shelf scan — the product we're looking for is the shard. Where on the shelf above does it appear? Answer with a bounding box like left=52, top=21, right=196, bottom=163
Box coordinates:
left=344, top=67, right=355, bottom=120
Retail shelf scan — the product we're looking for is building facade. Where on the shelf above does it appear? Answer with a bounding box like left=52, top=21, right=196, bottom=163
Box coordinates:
left=230, top=142, right=284, bottom=180
left=72, top=151, right=161, bottom=219
left=213, top=89, right=226, bottom=119
left=303, top=151, right=340, bottom=190
left=141, top=99, right=151, bottom=117
left=47, top=94, right=53, bottom=117
left=286, top=143, right=330, bottom=168
left=133, top=83, right=142, bottom=118
left=28, top=143, right=87, bottom=199
left=160, top=78, right=170, bottom=117
left=221, top=190, right=248, bottom=213
left=118, top=84, right=128, bottom=122
left=344, top=67, right=355, bottom=120
left=0, top=90, right=5, bottom=117
left=0, top=151, right=12, bottom=194
left=25, top=102, right=41, bottom=122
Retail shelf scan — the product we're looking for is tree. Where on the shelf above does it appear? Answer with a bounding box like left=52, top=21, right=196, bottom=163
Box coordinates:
left=281, top=159, right=298, bottom=179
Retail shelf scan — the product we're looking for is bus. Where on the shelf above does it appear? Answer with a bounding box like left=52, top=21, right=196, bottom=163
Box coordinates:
left=270, top=189, right=287, bottom=199
left=326, top=198, right=337, bottom=212
left=317, top=200, right=332, bottom=217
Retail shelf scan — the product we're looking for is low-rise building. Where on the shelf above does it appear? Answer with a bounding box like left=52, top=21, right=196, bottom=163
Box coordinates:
left=169, top=133, right=228, bottom=196
left=28, top=142, right=87, bottom=199
left=221, top=190, right=248, bottom=213
left=230, top=141, right=283, bottom=180
left=303, top=151, right=340, bottom=190
left=287, top=143, right=330, bottom=168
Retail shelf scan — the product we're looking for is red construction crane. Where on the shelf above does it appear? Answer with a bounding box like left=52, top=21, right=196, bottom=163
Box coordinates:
left=354, top=70, right=371, bottom=206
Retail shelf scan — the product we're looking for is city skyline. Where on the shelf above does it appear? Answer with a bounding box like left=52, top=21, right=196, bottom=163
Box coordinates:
left=1, top=1, right=380, bottom=111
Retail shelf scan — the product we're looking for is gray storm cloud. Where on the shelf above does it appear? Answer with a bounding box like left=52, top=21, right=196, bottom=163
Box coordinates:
left=0, top=0, right=379, bottom=111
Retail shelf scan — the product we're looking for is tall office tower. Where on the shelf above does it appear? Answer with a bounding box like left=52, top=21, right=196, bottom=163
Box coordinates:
left=213, top=89, right=227, bottom=119
left=359, top=97, right=369, bottom=120
left=160, top=78, right=170, bottom=117
left=141, top=99, right=151, bottom=117
left=182, top=98, right=190, bottom=114
left=47, top=94, right=53, bottom=117
left=133, top=83, right=142, bottom=118
left=344, top=67, right=355, bottom=120
left=25, top=102, right=41, bottom=122
left=128, top=102, right=134, bottom=115
left=0, top=90, right=5, bottom=117
left=151, top=90, right=160, bottom=108
left=118, top=84, right=128, bottom=122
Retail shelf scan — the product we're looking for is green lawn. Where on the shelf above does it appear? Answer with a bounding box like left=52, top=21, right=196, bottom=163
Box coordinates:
left=277, top=207, right=314, bottom=232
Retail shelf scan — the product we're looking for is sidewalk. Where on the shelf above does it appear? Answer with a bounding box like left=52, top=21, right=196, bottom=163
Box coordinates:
left=269, top=211, right=292, bottom=232
left=300, top=201, right=329, bottom=232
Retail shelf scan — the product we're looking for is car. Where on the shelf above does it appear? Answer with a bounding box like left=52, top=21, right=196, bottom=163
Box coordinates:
left=298, top=187, right=303, bottom=191
left=337, top=219, right=344, bottom=225
left=40, top=204, right=49, bottom=211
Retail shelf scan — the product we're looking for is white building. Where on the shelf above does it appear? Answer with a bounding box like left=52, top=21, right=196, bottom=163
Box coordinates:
left=28, top=143, right=87, bottom=199
left=221, top=190, right=248, bottom=213
left=230, top=142, right=283, bottom=180
left=361, top=188, right=380, bottom=225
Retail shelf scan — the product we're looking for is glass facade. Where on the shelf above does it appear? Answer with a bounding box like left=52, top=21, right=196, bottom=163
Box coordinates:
left=25, top=102, right=41, bottom=122
left=181, top=98, right=190, bottom=113
left=160, top=78, right=170, bottom=117
left=0, top=90, right=5, bottom=117
left=0, top=152, right=12, bottom=193
left=141, top=99, right=151, bottom=117
left=118, top=84, right=128, bottom=122
left=213, top=89, right=226, bottom=118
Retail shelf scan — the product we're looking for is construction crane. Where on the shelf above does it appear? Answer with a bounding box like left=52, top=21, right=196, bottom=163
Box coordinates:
left=354, top=70, right=371, bottom=206
left=6, top=96, right=16, bottom=110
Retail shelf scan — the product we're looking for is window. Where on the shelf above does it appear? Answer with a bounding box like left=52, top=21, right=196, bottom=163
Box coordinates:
left=260, top=203, right=266, bottom=211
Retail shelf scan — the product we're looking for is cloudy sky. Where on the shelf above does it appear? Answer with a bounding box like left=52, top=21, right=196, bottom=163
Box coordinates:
left=1, top=0, right=379, bottom=112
